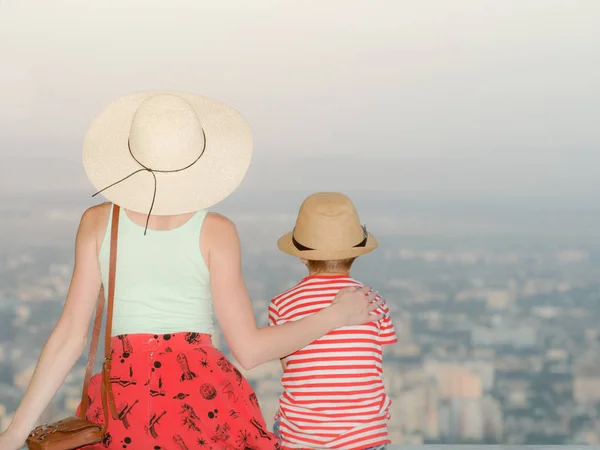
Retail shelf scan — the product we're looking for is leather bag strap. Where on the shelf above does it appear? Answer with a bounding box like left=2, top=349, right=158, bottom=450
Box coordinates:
left=76, top=204, right=120, bottom=427
left=102, top=204, right=120, bottom=420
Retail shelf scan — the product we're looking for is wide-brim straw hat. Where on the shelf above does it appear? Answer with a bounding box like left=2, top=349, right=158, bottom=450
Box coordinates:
left=83, top=91, right=252, bottom=216
left=278, top=192, right=378, bottom=260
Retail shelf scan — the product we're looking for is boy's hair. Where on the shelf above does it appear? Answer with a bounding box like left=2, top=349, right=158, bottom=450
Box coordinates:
left=305, top=257, right=356, bottom=274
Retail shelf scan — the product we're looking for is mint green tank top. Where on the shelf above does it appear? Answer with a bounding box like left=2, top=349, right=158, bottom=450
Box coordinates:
left=98, top=207, right=213, bottom=337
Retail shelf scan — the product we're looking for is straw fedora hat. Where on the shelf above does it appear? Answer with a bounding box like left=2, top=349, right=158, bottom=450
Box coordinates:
left=278, top=192, right=378, bottom=260
left=82, top=91, right=252, bottom=216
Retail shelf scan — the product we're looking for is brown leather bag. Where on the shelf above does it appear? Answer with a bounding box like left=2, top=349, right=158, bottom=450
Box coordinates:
left=26, top=205, right=121, bottom=450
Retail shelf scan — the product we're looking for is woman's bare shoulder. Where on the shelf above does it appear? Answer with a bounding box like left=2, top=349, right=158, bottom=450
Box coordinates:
left=80, top=202, right=111, bottom=226
left=201, top=212, right=240, bottom=256
left=78, top=202, right=112, bottom=247
left=204, top=212, right=238, bottom=234
left=199, top=213, right=240, bottom=268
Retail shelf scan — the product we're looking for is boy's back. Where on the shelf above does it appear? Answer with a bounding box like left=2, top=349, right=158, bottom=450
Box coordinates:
left=269, top=274, right=397, bottom=450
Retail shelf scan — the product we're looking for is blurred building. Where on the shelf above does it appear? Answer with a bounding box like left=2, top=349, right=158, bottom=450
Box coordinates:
left=424, top=362, right=483, bottom=399
left=574, top=362, right=600, bottom=404
left=471, top=324, right=537, bottom=349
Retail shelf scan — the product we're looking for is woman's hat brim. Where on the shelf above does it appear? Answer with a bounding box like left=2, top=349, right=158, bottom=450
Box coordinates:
left=277, top=231, right=378, bottom=260
left=83, top=91, right=253, bottom=215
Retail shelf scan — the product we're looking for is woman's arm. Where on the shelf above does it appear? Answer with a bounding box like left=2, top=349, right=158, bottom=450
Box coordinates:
left=205, top=214, right=383, bottom=370
left=2, top=206, right=106, bottom=445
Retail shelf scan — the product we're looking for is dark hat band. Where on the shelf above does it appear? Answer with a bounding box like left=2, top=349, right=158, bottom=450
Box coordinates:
left=292, top=225, right=368, bottom=252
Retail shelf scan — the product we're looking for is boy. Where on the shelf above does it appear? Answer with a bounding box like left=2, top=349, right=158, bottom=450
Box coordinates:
left=268, top=192, right=397, bottom=450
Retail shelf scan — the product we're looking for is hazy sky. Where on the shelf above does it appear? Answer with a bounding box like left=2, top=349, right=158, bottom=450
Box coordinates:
left=1, top=0, right=599, bottom=197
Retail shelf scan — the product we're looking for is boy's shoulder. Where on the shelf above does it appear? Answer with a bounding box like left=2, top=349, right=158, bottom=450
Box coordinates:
left=271, top=279, right=304, bottom=302
left=270, top=275, right=364, bottom=309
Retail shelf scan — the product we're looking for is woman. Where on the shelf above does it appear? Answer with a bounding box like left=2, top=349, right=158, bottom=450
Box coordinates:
left=0, top=92, right=383, bottom=450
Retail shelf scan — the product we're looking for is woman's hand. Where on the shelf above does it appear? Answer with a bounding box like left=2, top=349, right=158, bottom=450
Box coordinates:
left=329, top=285, right=385, bottom=328
left=0, top=429, right=26, bottom=450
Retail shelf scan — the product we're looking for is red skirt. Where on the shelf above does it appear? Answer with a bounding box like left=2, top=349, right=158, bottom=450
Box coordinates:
left=76, top=332, right=280, bottom=449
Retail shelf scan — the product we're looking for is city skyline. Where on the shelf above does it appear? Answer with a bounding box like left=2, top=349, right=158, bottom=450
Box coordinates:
left=2, top=221, right=600, bottom=445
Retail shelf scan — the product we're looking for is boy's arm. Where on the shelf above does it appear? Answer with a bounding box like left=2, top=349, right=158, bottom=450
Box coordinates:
left=280, top=358, right=287, bottom=371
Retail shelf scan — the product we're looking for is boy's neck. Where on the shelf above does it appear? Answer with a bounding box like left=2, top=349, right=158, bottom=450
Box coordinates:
left=308, top=271, right=350, bottom=277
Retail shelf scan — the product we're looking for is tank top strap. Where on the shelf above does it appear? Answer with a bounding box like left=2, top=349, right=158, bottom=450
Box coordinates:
left=190, top=209, right=208, bottom=230
left=180, top=209, right=208, bottom=242
left=99, top=204, right=114, bottom=252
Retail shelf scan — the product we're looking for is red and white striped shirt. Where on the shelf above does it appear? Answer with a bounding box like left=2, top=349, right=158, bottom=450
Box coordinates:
left=268, top=275, right=397, bottom=450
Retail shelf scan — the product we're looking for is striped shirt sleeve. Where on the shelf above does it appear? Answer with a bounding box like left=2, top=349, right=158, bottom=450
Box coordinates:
left=268, top=298, right=279, bottom=327
left=375, top=296, right=397, bottom=345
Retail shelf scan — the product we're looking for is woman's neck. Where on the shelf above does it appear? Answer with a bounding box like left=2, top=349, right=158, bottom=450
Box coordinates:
left=124, top=209, right=196, bottom=231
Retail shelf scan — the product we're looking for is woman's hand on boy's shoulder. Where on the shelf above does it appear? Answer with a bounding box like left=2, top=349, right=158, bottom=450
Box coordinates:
left=329, top=285, right=385, bottom=328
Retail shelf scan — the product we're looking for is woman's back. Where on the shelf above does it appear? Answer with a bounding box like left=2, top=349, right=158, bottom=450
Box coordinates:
left=84, top=204, right=283, bottom=450
left=98, top=204, right=213, bottom=336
